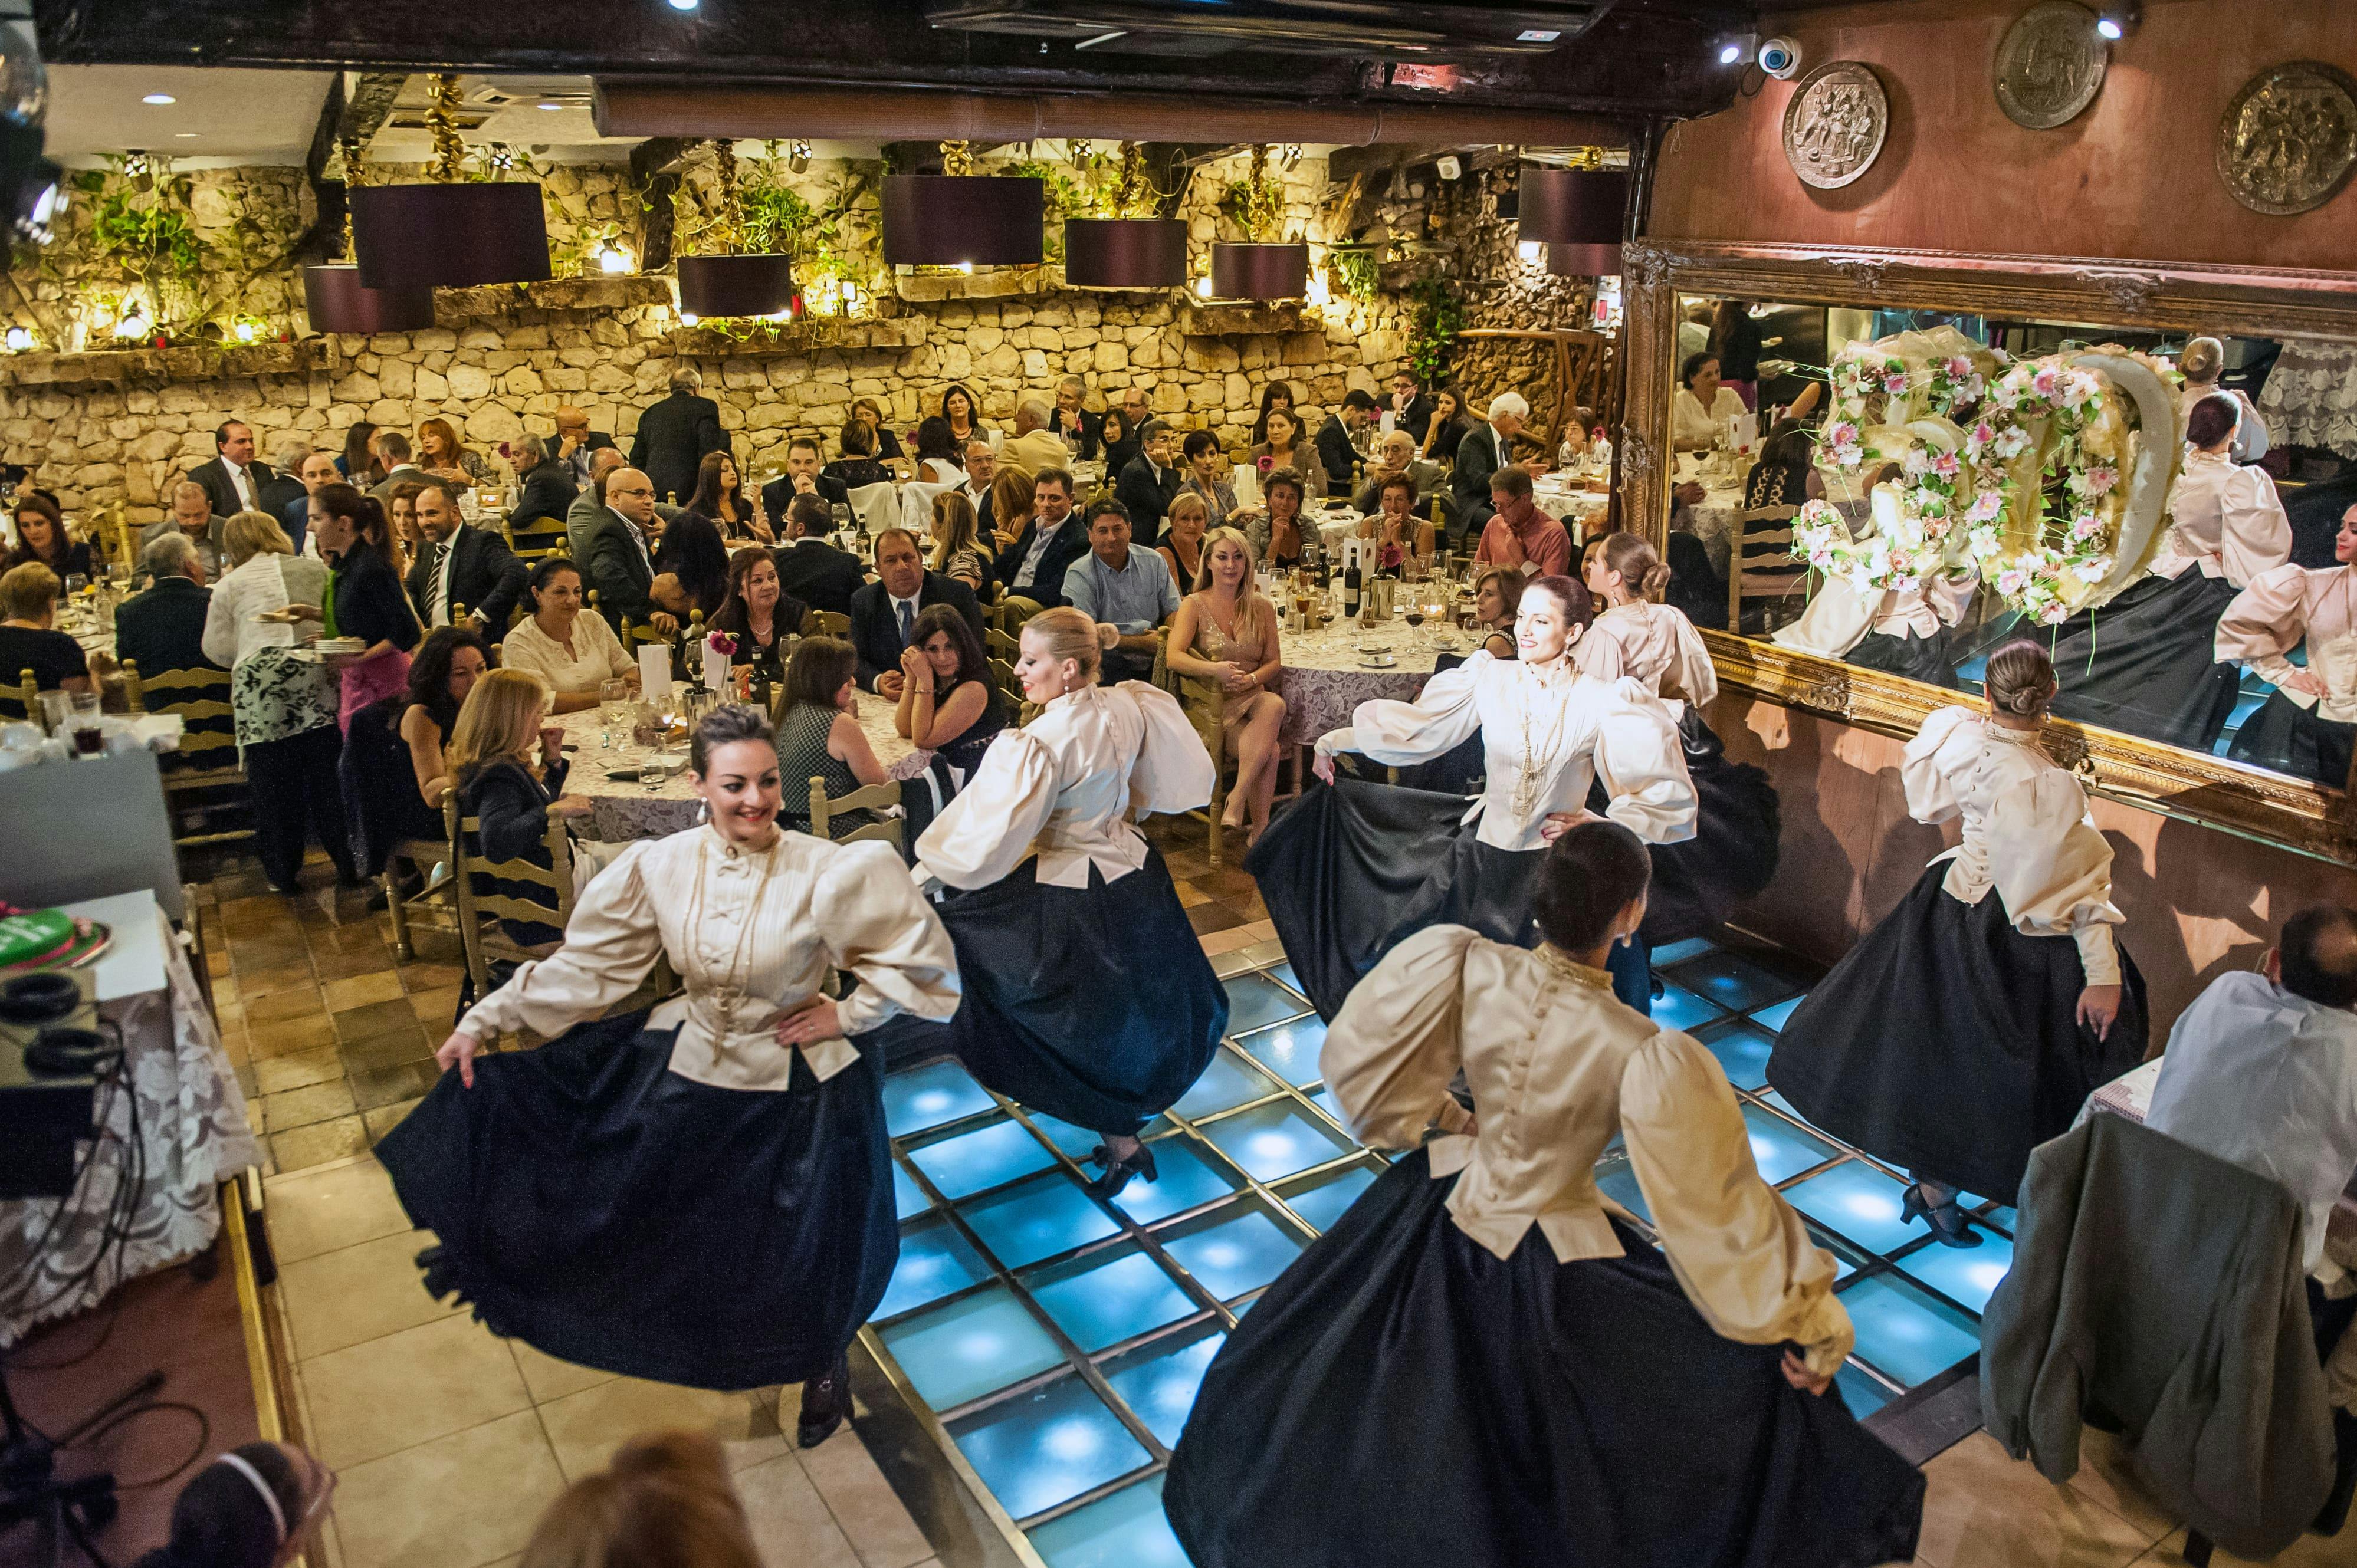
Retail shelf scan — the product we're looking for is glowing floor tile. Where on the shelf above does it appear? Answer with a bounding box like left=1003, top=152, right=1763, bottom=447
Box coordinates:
left=1783, top=1162, right=1919, bottom=1254
left=1107, top=1138, right=1243, bottom=1225
left=1173, top=1049, right=1282, bottom=1119
left=960, top=1173, right=1120, bottom=1270
left=1235, top=1016, right=1327, bottom=1087
left=1650, top=984, right=1726, bottom=1033
left=1695, top=1018, right=1776, bottom=1091
left=1650, top=936, right=1720, bottom=967
left=879, top=1285, right=1066, bottom=1410
left=1751, top=994, right=1805, bottom=1033
left=885, top=1058, right=996, bottom=1136
left=1311, top=1086, right=1342, bottom=1122
left=1101, top=1326, right=1226, bottom=1448
left=1741, top=1104, right=1839, bottom=1184
left=1027, top=1112, right=1111, bottom=1162
left=1593, top=1155, right=1652, bottom=1224
left=1896, top=1228, right=2015, bottom=1314
left=1838, top=1274, right=1982, bottom=1388
left=877, top=1213, right=993, bottom=1320
left=1667, top=949, right=1801, bottom=1013
left=1271, top=961, right=1302, bottom=994
left=1759, top=1088, right=1834, bottom=1136
left=1161, top=1203, right=1304, bottom=1301
left=951, top=1375, right=1151, bottom=1522
left=910, top=1117, right=1057, bottom=1201
left=894, top=1161, right=933, bottom=1220
left=1223, top=973, right=1311, bottom=1033
left=1836, top=1362, right=1898, bottom=1418
left=1027, top=1474, right=1190, bottom=1568
left=1197, top=1102, right=1353, bottom=1182
left=1805, top=1224, right=1867, bottom=1283
left=1279, top=1163, right=1377, bottom=1233
left=1027, top=1247, right=1198, bottom=1354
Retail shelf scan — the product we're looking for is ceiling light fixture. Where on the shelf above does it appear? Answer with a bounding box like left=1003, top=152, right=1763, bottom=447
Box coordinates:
left=142, top=93, right=175, bottom=106
left=665, top=0, right=698, bottom=9
left=1196, top=275, right=1214, bottom=298
left=1516, top=29, right=1561, bottom=43
left=174, top=132, right=196, bottom=139
left=2095, top=3, right=2140, bottom=39
left=788, top=139, right=810, bottom=173
left=537, top=101, right=563, bottom=111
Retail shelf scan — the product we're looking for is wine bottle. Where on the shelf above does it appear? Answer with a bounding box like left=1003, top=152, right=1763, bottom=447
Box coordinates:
left=1341, top=541, right=1362, bottom=622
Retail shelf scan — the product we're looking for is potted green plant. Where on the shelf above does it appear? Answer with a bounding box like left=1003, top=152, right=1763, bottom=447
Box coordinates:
left=676, top=140, right=797, bottom=321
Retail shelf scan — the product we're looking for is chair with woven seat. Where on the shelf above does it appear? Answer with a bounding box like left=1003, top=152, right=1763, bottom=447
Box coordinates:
left=120, top=659, right=251, bottom=849
left=807, top=776, right=902, bottom=850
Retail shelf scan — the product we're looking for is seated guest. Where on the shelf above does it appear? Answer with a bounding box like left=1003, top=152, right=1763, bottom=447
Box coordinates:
left=551, top=405, right=617, bottom=488
left=895, top=602, right=1010, bottom=781
left=383, top=480, right=426, bottom=580
left=1317, top=387, right=1378, bottom=486
left=1742, top=420, right=1824, bottom=509
left=134, top=1440, right=339, bottom=1568
left=1470, top=564, right=1525, bottom=660
left=116, top=532, right=218, bottom=678
left=187, top=418, right=273, bottom=520
left=993, top=468, right=1091, bottom=609
left=1473, top=466, right=1570, bottom=579
left=1178, top=431, right=1243, bottom=534
left=518, top=1431, right=760, bottom=1568
left=1421, top=383, right=1475, bottom=464
left=1166, top=525, right=1288, bottom=847
left=340, top=420, right=382, bottom=485
left=824, top=418, right=895, bottom=494
left=448, top=668, right=587, bottom=948
left=1358, top=474, right=1431, bottom=572
left=504, top=432, right=577, bottom=534
left=580, top=466, right=675, bottom=635
left=406, top=478, right=528, bottom=630
left=1115, top=419, right=1183, bottom=544
left=1352, top=429, right=1445, bottom=515
left=0, top=561, right=91, bottom=701
left=418, top=417, right=494, bottom=486
left=1000, top=399, right=1072, bottom=475
left=7, top=494, right=93, bottom=583
left=1674, top=353, right=1749, bottom=453
left=1098, top=406, right=1139, bottom=479
left=772, top=494, right=866, bottom=617
left=1452, top=391, right=1524, bottom=545
left=928, top=491, right=993, bottom=593
left=1249, top=380, right=1298, bottom=445
left=1161, top=491, right=1211, bottom=587
left=1386, top=368, right=1437, bottom=445
left=143, top=481, right=226, bottom=579
left=652, top=511, right=731, bottom=623
left=709, top=545, right=806, bottom=696
left=498, top=557, right=636, bottom=712
left=684, top=449, right=760, bottom=540
left=287, top=448, right=346, bottom=557
left=261, top=441, right=310, bottom=525
left=1050, top=376, right=1101, bottom=461
left=909, top=415, right=967, bottom=487
left=851, top=527, right=984, bottom=696
left=1248, top=406, right=1327, bottom=501
left=850, top=396, right=906, bottom=463
left=1242, top=466, right=1311, bottom=571
left=959, top=437, right=1000, bottom=537
left=1062, top=497, right=1177, bottom=686
left=565, top=449, right=629, bottom=564
left=367, top=430, right=431, bottom=499
left=774, top=635, right=888, bottom=835
left=396, top=625, right=490, bottom=835
left=759, top=435, right=849, bottom=522
left=941, top=382, right=994, bottom=455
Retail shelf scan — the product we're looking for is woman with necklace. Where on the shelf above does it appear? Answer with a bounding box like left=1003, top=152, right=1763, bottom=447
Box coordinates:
left=1177, top=433, right=1242, bottom=538
left=1166, top=527, right=1286, bottom=846
left=1166, top=824, right=1926, bottom=1568
left=710, top=547, right=806, bottom=699
left=2218, top=501, right=2357, bottom=789
left=1578, top=532, right=1780, bottom=945
left=498, top=557, right=636, bottom=714
left=1159, top=492, right=1211, bottom=587
left=1247, top=574, right=1695, bottom=1023
left=1766, top=642, right=2146, bottom=1247
left=377, top=705, right=960, bottom=1441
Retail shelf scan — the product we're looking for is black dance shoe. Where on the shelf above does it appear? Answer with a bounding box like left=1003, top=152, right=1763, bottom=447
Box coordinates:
left=1900, top=1185, right=1982, bottom=1249
left=1085, top=1142, right=1159, bottom=1201
left=799, top=1353, right=852, bottom=1448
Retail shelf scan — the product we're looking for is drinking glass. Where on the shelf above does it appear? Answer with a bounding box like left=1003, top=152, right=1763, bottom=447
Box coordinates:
left=64, top=573, right=86, bottom=600
left=639, top=755, right=667, bottom=793
left=599, top=679, right=631, bottom=748
left=68, top=691, right=103, bottom=754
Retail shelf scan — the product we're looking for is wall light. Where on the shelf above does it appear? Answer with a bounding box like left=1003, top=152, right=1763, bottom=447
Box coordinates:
left=665, top=0, right=698, bottom=9
left=597, top=242, right=633, bottom=274
left=1195, top=274, right=1214, bottom=298
left=5, top=326, right=32, bottom=351
left=679, top=311, right=699, bottom=326
left=1304, top=271, right=1330, bottom=307
left=1517, top=239, right=1544, bottom=265
left=2095, top=3, right=2139, bottom=39
left=142, top=93, right=175, bottom=106
left=789, top=139, right=811, bottom=173
left=233, top=321, right=255, bottom=342
left=537, top=101, right=563, bottom=112
left=956, top=260, right=974, bottom=275
left=114, top=308, right=149, bottom=340
left=1718, top=41, right=1744, bottom=64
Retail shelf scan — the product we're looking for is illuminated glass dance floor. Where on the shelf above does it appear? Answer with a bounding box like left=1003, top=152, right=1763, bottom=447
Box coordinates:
left=865, top=932, right=2011, bottom=1566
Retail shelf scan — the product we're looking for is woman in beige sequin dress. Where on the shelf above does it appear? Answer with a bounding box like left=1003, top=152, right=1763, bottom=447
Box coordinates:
left=1166, top=526, right=1287, bottom=844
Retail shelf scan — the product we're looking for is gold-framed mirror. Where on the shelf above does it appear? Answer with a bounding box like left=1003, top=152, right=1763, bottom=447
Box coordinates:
left=1618, top=240, right=2357, bottom=866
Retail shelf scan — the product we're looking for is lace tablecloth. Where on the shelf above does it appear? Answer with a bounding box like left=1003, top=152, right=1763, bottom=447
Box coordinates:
left=2259, top=340, right=2357, bottom=460
left=1, top=892, right=262, bottom=1347
left=1274, top=617, right=1448, bottom=747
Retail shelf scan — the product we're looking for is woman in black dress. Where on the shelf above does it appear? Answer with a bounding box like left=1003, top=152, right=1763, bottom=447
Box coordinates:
left=824, top=418, right=895, bottom=494
left=894, top=603, right=1009, bottom=785
left=710, top=547, right=806, bottom=701
left=448, top=668, right=591, bottom=947
left=1767, top=642, right=2146, bottom=1244
left=380, top=705, right=960, bottom=1438
left=5, top=495, right=94, bottom=584
left=652, top=511, right=731, bottom=625
left=1166, top=823, right=1925, bottom=1568
left=684, top=451, right=758, bottom=541
left=292, top=484, right=421, bottom=732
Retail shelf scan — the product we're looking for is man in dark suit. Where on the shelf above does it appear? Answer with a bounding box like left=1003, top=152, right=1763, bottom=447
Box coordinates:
left=405, top=479, right=528, bottom=629
left=1450, top=392, right=1525, bottom=549
left=505, top=432, right=577, bottom=530
left=577, top=468, right=674, bottom=635
left=993, top=468, right=1092, bottom=608
left=758, top=436, right=848, bottom=525
left=116, top=532, right=218, bottom=676
left=1317, top=389, right=1377, bottom=489
left=257, top=439, right=310, bottom=525
left=367, top=431, right=431, bottom=501
left=1114, top=420, right=1181, bottom=545
left=553, top=406, right=618, bottom=488
left=772, top=494, right=867, bottom=617
left=629, top=367, right=728, bottom=505
left=185, top=419, right=274, bottom=520
left=1385, top=369, right=1437, bottom=446
left=851, top=528, right=984, bottom=696
left=1049, top=376, right=1102, bottom=461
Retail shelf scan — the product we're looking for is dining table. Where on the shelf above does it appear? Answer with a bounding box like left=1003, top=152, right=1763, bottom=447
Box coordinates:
left=1272, top=610, right=1455, bottom=748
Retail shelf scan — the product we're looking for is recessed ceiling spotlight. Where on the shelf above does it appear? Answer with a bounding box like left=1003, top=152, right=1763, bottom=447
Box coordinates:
left=175, top=132, right=198, bottom=139
left=2095, top=3, right=2140, bottom=40
left=666, top=0, right=698, bottom=10
left=1516, top=29, right=1560, bottom=43
left=142, top=92, right=175, bottom=105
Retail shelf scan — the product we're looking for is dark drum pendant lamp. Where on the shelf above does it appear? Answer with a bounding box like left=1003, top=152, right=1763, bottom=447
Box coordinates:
left=1209, top=242, right=1310, bottom=301
left=1063, top=218, right=1187, bottom=290
left=881, top=156, right=1045, bottom=268
left=301, top=264, right=437, bottom=334
left=351, top=182, right=552, bottom=291
left=1519, top=165, right=1627, bottom=277
left=677, top=254, right=798, bottom=319
left=1546, top=242, right=1623, bottom=278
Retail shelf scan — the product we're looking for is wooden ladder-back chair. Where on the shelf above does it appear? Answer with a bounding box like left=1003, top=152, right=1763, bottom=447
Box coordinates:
left=800, top=609, right=851, bottom=639
left=384, top=785, right=458, bottom=963
left=120, top=659, right=251, bottom=848
left=808, top=776, right=903, bottom=851
left=449, top=790, right=576, bottom=1000
left=1174, top=673, right=1239, bottom=867
left=1729, top=503, right=1804, bottom=633
left=0, top=666, right=36, bottom=725
left=504, top=513, right=570, bottom=563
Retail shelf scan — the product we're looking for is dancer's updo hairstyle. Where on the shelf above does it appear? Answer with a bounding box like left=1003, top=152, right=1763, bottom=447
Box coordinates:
left=1984, top=639, right=2058, bottom=719
left=689, top=702, right=776, bottom=775
left=1599, top=532, right=1672, bottom=602
left=2186, top=392, right=2240, bottom=451
left=1532, top=821, right=1653, bottom=953
left=132, top=1444, right=306, bottom=1568
left=1024, top=606, right=1110, bottom=680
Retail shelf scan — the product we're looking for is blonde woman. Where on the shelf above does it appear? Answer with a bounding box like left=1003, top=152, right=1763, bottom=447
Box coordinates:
left=928, top=489, right=992, bottom=592
left=1159, top=491, right=1211, bottom=588
left=448, top=667, right=590, bottom=945
left=1166, top=526, right=1286, bottom=844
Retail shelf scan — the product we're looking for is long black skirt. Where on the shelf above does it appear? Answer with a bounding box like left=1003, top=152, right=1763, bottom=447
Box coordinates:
left=1765, top=863, right=2148, bottom=1204
left=375, top=1008, right=895, bottom=1391
left=1848, top=627, right=1959, bottom=689
left=2043, top=571, right=2241, bottom=751
left=2227, top=690, right=2356, bottom=790
left=934, top=847, right=1226, bottom=1136
left=1247, top=778, right=1647, bottom=1023
left=1638, top=709, right=1780, bottom=946
left=1163, top=1151, right=1925, bottom=1568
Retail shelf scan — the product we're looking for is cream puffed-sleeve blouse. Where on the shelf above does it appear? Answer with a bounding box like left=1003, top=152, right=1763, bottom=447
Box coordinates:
left=1577, top=600, right=1719, bottom=713
left=1325, top=925, right=1855, bottom=1377
left=2217, top=563, right=2357, bottom=725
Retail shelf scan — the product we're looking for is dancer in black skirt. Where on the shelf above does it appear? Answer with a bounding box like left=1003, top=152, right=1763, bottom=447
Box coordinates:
left=1580, top=531, right=1780, bottom=943
left=2218, top=502, right=2357, bottom=790
left=913, top=606, right=1226, bottom=1198
left=2043, top=392, right=2289, bottom=750
left=1767, top=642, right=2147, bottom=1244
left=1247, top=574, right=1695, bottom=1021
left=378, top=705, right=960, bottom=1442
left=1166, top=823, right=1925, bottom=1568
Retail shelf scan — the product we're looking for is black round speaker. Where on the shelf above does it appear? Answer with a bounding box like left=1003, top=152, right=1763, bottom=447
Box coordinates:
left=25, top=1025, right=117, bottom=1077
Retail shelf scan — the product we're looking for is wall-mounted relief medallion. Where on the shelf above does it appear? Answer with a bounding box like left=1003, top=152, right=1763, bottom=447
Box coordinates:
left=1994, top=2, right=2108, bottom=130
left=2217, top=61, right=2357, bottom=216
left=1782, top=62, right=1890, bottom=190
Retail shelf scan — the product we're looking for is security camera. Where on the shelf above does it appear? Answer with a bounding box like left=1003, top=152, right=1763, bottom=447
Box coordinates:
left=1436, top=155, right=1463, bottom=182
left=1758, top=37, right=1803, bottom=80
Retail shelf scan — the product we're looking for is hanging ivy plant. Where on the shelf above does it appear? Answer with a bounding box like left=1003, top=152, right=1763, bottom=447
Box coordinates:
left=1219, top=145, right=1288, bottom=244
left=1329, top=247, right=1380, bottom=303
left=1405, top=272, right=1465, bottom=384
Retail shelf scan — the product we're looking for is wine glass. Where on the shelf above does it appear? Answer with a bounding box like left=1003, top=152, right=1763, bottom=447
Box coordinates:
left=639, top=754, right=667, bottom=794
left=1403, top=601, right=1426, bottom=645
left=599, top=679, right=631, bottom=748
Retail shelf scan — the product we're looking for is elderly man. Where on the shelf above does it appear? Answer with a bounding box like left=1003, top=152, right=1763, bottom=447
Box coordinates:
left=630, top=366, right=727, bottom=504
left=186, top=419, right=273, bottom=519
left=552, top=405, right=617, bottom=487
left=1473, top=465, right=1570, bottom=580
left=960, top=438, right=1000, bottom=531
left=1063, top=498, right=1177, bottom=686
left=142, top=481, right=225, bottom=579
left=507, top=431, right=578, bottom=530
left=368, top=431, right=430, bottom=500
left=1049, top=375, right=1100, bottom=461
left=566, top=448, right=630, bottom=562
left=1452, top=390, right=1527, bottom=545
left=1105, top=384, right=1152, bottom=474
left=579, top=467, right=674, bottom=635
left=406, top=478, right=527, bottom=629
left=1001, top=398, right=1074, bottom=475
left=849, top=527, right=983, bottom=697
left=759, top=435, right=848, bottom=522
left=258, top=438, right=311, bottom=525
left=1353, top=428, right=1446, bottom=515
left=287, top=450, right=342, bottom=556
left=115, top=531, right=218, bottom=679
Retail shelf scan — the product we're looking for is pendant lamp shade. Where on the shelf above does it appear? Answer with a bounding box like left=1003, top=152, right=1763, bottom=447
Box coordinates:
left=677, top=254, right=799, bottom=319
left=1545, top=242, right=1623, bottom=278
left=1063, top=219, right=1187, bottom=290
left=301, top=264, right=437, bottom=334
left=1518, top=167, right=1628, bottom=249
left=881, top=175, right=1043, bottom=268
left=1209, top=242, right=1310, bottom=301
left=350, top=182, right=552, bottom=291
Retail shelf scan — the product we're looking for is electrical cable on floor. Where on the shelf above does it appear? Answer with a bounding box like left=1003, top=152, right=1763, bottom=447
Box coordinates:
left=64, top=1397, right=211, bottom=1491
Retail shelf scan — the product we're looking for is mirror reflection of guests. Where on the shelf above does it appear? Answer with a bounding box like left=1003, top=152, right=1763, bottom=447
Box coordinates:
left=910, top=608, right=1225, bottom=1199
left=2043, top=393, right=2290, bottom=751
left=1766, top=643, right=2148, bottom=1248
left=2217, top=502, right=2357, bottom=790
left=1248, top=574, right=1696, bottom=1024
left=1164, top=824, right=1927, bottom=1568
left=378, top=705, right=960, bottom=1446
left=2177, top=335, right=2269, bottom=465
left=1673, top=354, right=1748, bottom=453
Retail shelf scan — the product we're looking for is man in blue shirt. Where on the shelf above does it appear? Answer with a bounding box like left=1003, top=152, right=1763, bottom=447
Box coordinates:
left=1062, top=498, right=1177, bottom=685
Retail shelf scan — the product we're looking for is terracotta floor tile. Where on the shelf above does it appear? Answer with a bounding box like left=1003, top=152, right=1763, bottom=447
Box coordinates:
left=250, top=1013, right=341, bottom=1060
left=733, top=1454, right=864, bottom=1568
left=264, top=1156, right=417, bottom=1265
left=2135, top=1527, right=2355, bottom=1564
left=231, top=937, right=310, bottom=972
left=264, top=1079, right=360, bottom=1132
left=1915, top=1431, right=2158, bottom=1568
left=1191, top=866, right=1259, bottom=898
left=1186, top=902, right=1246, bottom=936
left=337, top=998, right=426, bottom=1046
left=303, top=1313, right=533, bottom=1469
left=241, top=962, right=324, bottom=1000
left=797, top=1419, right=936, bottom=1568
left=278, top=1227, right=456, bottom=1360
left=255, top=1044, right=346, bottom=1096
left=322, top=972, right=406, bottom=1012
left=408, top=985, right=464, bottom=1024
left=247, top=986, right=330, bottom=1024
left=331, top=1409, right=564, bottom=1568
left=350, top=1058, right=444, bottom=1112
left=2064, top=1428, right=2180, bottom=1544
left=341, top=1029, right=435, bottom=1073
left=400, top=959, right=467, bottom=990
left=508, top=1339, right=615, bottom=1405
left=314, top=948, right=398, bottom=980
left=362, top=1098, right=424, bottom=1142
left=1173, top=879, right=1214, bottom=908
left=273, top=1115, right=372, bottom=1173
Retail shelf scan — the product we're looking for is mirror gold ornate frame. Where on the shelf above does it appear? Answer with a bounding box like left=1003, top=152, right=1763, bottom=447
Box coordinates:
left=1617, top=238, right=2357, bottom=867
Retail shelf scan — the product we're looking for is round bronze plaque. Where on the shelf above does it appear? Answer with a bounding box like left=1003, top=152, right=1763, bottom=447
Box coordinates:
left=2216, top=61, right=2357, bottom=216
left=1994, top=2, right=2108, bottom=131
left=1782, top=62, right=1890, bottom=190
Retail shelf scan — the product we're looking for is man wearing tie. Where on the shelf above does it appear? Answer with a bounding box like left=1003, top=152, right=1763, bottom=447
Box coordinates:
left=849, top=528, right=983, bottom=698
left=186, top=419, right=274, bottom=521
left=404, top=478, right=528, bottom=630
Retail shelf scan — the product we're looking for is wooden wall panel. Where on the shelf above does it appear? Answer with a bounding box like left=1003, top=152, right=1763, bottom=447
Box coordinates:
left=1652, top=0, right=2357, bottom=273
